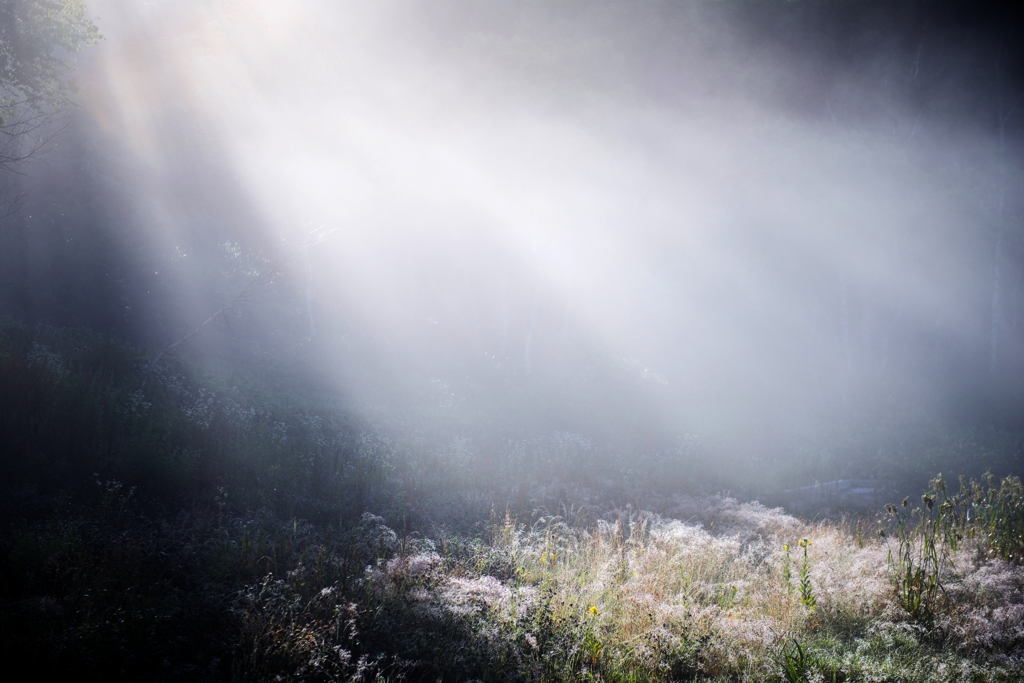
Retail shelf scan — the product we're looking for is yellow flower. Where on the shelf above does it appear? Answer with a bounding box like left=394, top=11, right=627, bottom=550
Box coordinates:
left=589, top=605, right=598, bottom=616
left=798, top=538, right=811, bottom=548
left=782, top=544, right=790, bottom=551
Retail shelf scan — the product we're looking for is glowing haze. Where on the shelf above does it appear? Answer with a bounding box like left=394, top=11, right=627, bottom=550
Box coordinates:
left=75, top=1, right=1023, bottom=446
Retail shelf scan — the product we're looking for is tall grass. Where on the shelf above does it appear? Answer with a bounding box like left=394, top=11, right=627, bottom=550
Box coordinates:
left=2, top=322, right=1024, bottom=681
left=223, top=497, right=1024, bottom=681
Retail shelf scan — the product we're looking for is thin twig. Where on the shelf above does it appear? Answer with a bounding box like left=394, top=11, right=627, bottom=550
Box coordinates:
left=149, top=260, right=284, bottom=369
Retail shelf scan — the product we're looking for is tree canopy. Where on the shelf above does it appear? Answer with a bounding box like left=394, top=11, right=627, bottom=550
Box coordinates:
left=0, top=0, right=100, bottom=169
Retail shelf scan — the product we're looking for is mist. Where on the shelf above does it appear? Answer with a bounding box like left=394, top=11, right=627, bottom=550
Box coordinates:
left=6, top=2, right=1024, bottom=678
left=4, top=0, right=1024, bottom=484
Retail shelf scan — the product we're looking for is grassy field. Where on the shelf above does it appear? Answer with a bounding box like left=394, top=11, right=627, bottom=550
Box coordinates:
left=1, top=322, right=1022, bottom=681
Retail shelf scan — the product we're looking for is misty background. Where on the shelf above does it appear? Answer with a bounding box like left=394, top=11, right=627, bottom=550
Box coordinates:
left=2, top=0, right=1022, bottom=497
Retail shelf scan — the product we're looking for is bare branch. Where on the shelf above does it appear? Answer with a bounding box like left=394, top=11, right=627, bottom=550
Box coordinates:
left=149, top=260, right=285, bottom=368
left=0, top=110, right=69, bottom=174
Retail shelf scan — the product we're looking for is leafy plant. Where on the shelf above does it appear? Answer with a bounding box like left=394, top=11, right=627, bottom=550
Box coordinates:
left=967, top=472, right=1024, bottom=563
left=782, top=543, right=794, bottom=595
left=884, top=472, right=1024, bottom=624
left=885, top=494, right=946, bottom=624
left=797, top=539, right=816, bottom=611
left=778, top=639, right=814, bottom=683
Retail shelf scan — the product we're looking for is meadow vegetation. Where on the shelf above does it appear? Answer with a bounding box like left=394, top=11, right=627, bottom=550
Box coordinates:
left=2, top=321, right=1023, bottom=682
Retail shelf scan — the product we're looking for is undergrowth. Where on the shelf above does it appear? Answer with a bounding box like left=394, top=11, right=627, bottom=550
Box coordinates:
left=2, top=322, right=1023, bottom=681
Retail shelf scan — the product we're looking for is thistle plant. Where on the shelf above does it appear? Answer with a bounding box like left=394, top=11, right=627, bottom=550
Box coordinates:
left=885, top=496, right=943, bottom=623
left=880, top=472, right=1024, bottom=624
left=968, top=473, right=1024, bottom=563
left=797, top=539, right=815, bottom=610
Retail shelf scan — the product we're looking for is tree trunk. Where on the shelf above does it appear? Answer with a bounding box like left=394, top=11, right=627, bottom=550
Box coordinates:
left=990, top=230, right=1003, bottom=374
left=524, top=295, right=537, bottom=375
left=840, top=273, right=852, bottom=374
left=304, top=243, right=316, bottom=339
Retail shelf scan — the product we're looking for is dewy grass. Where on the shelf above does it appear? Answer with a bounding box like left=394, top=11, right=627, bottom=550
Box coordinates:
left=3, top=323, right=1024, bottom=681
left=7, top=483, right=1024, bottom=681
left=224, top=499, right=1024, bottom=679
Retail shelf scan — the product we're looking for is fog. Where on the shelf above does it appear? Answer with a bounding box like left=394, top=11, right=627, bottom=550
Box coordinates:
left=9, top=6, right=1024, bottom=676
left=5, top=0, right=1023, bottom=479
